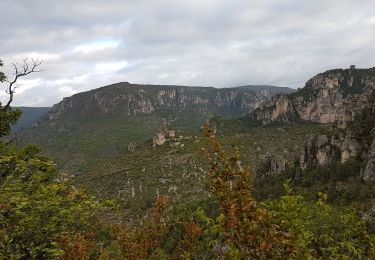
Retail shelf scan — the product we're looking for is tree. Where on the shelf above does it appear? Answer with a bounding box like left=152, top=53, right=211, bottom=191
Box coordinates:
left=265, top=189, right=375, bottom=258
left=0, top=145, right=103, bottom=258
left=0, top=58, right=42, bottom=137
left=201, top=124, right=303, bottom=258
left=0, top=60, right=107, bottom=258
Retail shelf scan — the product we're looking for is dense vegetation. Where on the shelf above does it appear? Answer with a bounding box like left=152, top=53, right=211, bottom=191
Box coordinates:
left=1, top=121, right=374, bottom=258
left=1, top=60, right=375, bottom=258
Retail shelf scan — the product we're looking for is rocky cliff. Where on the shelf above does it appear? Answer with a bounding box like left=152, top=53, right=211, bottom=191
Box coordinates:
left=247, top=67, right=375, bottom=180
left=299, top=90, right=375, bottom=179
left=246, top=67, right=375, bottom=127
left=42, top=83, right=294, bottom=123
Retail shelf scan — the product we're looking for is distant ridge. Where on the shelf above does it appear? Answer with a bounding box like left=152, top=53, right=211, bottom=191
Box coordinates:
left=12, top=107, right=50, bottom=133
left=41, top=82, right=294, bottom=119
left=238, top=84, right=296, bottom=93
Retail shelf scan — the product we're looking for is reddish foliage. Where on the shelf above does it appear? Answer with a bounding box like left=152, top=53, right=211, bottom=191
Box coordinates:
left=202, top=124, right=300, bottom=258
left=58, top=233, right=94, bottom=260
left=115, top=196, right=169, bottom=259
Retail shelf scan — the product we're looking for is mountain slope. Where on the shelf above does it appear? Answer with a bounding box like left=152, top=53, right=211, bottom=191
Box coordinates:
left=75, top=124, right=326, bottom=218
left=22, top=83, right=293, bottom=172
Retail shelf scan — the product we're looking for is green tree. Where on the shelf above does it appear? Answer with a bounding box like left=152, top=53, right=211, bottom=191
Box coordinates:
left=0, top=145, right=103, bottom=258
left=265, top=187, right=375, bottom=259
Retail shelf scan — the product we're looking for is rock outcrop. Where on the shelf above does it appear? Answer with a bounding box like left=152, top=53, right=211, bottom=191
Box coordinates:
left=127, top=141, right=137, bottom=152
left=247, top=67, right=375, bottom=127
left=257, top=155, right=287, bottom=177
left=363, top=138, right=375, bottom=180
left=299, top=134, right=360, bottom=171
left=153, top=130, right=167, bottom=146
left=152, top=121, right=177, bottom=147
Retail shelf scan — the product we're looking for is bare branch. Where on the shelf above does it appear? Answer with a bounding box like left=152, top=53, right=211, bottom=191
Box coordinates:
left=2, top=58, right=43, bottom=111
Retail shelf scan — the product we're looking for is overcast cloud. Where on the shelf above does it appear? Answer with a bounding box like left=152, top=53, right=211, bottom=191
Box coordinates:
left=0, top=0, right=374, bottom=106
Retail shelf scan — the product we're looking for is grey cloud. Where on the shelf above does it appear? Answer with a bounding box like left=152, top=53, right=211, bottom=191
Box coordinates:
left=0, top=0, right=374, bottom=106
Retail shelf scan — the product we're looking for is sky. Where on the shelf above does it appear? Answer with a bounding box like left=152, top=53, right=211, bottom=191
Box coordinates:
left=0, top=0, right=375, bottom=107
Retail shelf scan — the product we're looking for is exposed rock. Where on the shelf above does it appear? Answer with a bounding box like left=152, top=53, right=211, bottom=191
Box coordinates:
left=168, top=185, right=178, bottom=193
left=300, top=135, right=341, bottom=171
left=363, top=138, right=375, bottom=180
left=168, top=130, right=176, bottom=138
left=299, top=91, right=375, bottom=178
left=245, top=97, right=294, bottom=125
left=340, top=133, right=362, bottom=163
left=153, top=131, right=167, bottom=146
left=127, top=141, right=137, bottom=152
left=254, top=69, right=375, bottom=179
left=247, top=68, right=375, bottom=127
left=152, top=126, right=180, bottom=147
left=258, top=155, right=286, bottom=176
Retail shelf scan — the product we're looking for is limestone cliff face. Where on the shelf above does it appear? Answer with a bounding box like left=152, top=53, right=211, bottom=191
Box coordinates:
left=299, top=133, right=362, bottom=171
left=247, top=68, right=375, bottom=127
left=249, top=95, right=300, bottom=124
left=43, top=83, right=294, bottom=123
left=299, top=90, right=375, bottom=179
left=251, top=68, right=375, bottom=179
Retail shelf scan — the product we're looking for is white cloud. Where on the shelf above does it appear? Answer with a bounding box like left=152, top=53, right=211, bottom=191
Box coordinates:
left=73, top=39, right=121, bottom=53
left=368, top=16, right=375, bottom=27
left=57, top=86, right=78, bottom=96
left=54, top=74, right=90, bottom=86
left=94, top=61, right=129, bottom=74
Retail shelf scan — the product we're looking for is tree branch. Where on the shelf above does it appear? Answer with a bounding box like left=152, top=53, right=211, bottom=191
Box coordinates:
left=2, top=58, right=43, bottom=111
